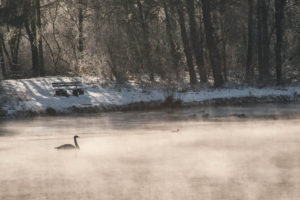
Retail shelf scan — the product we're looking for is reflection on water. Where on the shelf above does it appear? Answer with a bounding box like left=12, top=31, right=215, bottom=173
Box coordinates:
left=0, top=103, right=300, bottom=200
left=2, top=103, right=300, bottom=137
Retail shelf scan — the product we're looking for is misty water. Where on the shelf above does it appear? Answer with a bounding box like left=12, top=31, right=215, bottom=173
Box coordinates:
left=1, top=103, right=300, bottom=200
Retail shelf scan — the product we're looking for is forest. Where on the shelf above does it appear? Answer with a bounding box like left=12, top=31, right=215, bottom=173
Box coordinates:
left=0, top=0, right=299, bottom=87
left=1, top=2, right=300, bottom=199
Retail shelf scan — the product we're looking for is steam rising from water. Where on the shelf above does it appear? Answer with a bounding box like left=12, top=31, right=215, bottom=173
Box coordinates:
left=0, top=109, right=300, bottom=199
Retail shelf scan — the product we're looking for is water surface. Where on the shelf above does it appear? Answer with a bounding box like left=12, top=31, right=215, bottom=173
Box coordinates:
left=0, top=104, right=300, bottom=200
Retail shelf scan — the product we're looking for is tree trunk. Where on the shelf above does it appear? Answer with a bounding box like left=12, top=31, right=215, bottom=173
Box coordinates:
left=261, top=0, right=270, bottom=83
left=122, top=0, right=142, bottom=75
left=25, top=18, right=39, bottom=77
left=186, top=0, right=207, bottom=83
left=176, top=0, right=197, bottom=86
left=246, top=0, right=254, bottom=83
left=78, top=0, right=84, bottom=53
left=13, top=27, right=21, bottom=72
left=29, top=41, right=39, bottom=77
left=201, top=0, right=223, bottom=87
left=36, top=0, right=44, bottom=76
left=275, top=0, right=286, bottom=85
left=0, top=33, right=12, bottom=72
left=198, top=20, right=206, bottom=82
left=163, top=0, right=180, bottom=77
left=1, top=24, right=22, bottom=73
left=222, top=39, right=227, bottom=82
left=218, top=1, right=228, bottom=82
left=23, top=0, right=41, bottom=77
left=0, top=38, right=6, bottom=79
left=257, top=0, right=263, bottom=82
left=137, top=0, right=154, bottom=81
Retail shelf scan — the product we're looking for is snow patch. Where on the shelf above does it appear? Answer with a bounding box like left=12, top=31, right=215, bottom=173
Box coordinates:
left=1, top=77, right=300, bottom=117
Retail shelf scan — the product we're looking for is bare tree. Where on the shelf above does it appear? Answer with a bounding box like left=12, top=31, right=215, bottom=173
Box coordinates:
left=163, top=0, right=180, bottom=78
left=202, top=0, right=224, bottom=87
left=36, top=0, right=44, bottom=76
left=136, top=0, right=154, bottom=81
left=246, top=0, right=254, bottom=83
left=0, top=34, right=6, bottom=78
left=275, top=0, right=286, bottom=85
left=186, top=0, right=207, bottom=83
left=257, top=0, right=271, bottom=83
left=78, top=0, right=84, bottom=53
left=176, top=0, right=197, bottom=86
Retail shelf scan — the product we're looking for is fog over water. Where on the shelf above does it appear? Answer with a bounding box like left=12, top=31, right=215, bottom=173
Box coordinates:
left=0, top=104, right=300, bottom=200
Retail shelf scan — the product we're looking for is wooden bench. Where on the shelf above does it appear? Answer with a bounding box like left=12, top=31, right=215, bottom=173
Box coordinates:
left=52, top=81, right=84, bottom=97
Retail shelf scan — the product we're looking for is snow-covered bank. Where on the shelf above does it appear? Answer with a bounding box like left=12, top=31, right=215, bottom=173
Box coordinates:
left=1, top=77, right=300, bottom=118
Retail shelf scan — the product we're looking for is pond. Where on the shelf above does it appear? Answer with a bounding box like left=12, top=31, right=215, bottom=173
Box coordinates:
left=0, top=103, right=300, bottom=200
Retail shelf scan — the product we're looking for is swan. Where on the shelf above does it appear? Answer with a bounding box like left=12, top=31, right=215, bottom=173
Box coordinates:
left=55, top=135, right=80, bottom=150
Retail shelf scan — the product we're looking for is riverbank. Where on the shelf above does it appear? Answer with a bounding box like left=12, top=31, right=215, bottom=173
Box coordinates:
left=1, top=77, right=300, bottom=118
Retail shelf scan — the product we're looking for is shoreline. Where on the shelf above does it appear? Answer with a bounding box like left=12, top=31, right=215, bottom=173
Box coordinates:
left=1, top=77, right=300, bottom=119
left=1, top=93, right=298, bottom=119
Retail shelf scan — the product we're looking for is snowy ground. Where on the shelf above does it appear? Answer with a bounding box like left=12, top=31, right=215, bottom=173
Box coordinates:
left=1, top=76, right=300, bottom=117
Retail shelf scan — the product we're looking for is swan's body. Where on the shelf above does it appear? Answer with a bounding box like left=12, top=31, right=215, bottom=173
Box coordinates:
left=55, top=144, right=76, bottom=149
left=55, top=135, right=80, bottom=150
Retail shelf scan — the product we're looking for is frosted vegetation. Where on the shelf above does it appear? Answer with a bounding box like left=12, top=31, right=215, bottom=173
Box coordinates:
left=1, top=77, right=300, bottom=117
left=0, top=0, right=299, bottom=86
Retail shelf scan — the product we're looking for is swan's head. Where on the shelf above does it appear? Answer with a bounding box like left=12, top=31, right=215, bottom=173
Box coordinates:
left=74, top=135, right=80, bottom=138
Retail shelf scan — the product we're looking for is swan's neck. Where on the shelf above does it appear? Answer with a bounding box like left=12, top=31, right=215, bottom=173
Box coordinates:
left=74, top=137, right=80, bottom=149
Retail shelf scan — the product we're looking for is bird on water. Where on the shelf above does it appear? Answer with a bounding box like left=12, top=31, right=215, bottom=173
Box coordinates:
left=55, top=135, right=80, bottom=150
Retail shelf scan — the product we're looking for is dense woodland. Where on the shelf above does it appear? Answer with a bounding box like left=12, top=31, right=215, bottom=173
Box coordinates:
left=0, top=0, right=299, bottom=87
